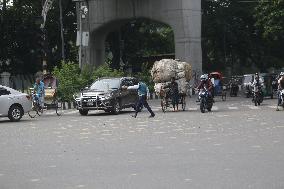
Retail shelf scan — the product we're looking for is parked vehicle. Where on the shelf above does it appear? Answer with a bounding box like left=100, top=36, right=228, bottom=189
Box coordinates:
left=0, top=85, right=32, bottom=121
left=198, top=87, right=213, bottom=113
left=260, top=73, right=274, bottom=99
left=74, top=77, right=139, bottom=115
left=242, top=74, right=254, bottom=98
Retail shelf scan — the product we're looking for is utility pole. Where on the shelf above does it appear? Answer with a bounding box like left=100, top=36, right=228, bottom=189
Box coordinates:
left=59, top=0, right=65, bottom=61
left=73, top=0, right=88, bottom=69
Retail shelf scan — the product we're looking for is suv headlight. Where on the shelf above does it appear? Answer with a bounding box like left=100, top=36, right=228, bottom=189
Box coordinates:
left=104, top=93, right=112, bottom=100
left=73, top=92, right=82, bottom=100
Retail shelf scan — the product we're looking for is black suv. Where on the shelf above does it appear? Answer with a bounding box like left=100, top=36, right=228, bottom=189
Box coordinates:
left=74, top=77, right=138, bottom=115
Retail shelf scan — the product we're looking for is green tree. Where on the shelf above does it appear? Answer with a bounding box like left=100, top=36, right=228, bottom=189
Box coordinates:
left=202, top=0, right=272, bottom=74
left=0, top=0, right=77, bottom=74
left=254, top=0, right=284, bottom=68
left=255, top=0, right=284, bottom=41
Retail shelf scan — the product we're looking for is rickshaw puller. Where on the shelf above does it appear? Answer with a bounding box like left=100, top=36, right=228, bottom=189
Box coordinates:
left=34, top=78, right=45, bottom=109
left=164, top=77, right=179, bottom=111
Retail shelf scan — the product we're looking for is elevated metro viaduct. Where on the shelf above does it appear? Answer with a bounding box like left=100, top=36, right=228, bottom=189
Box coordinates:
left=76, top=0, right=202, bottom=76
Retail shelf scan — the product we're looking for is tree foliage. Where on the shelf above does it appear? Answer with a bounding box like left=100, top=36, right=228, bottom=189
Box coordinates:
left=255, top=0, right=284, bottom=41
left=0, top=0, right=77, bottom=74
left=202, top=0, right=284, bottom=74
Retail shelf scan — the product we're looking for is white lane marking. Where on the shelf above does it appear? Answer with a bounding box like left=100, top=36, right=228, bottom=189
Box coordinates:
left=30, top=179, right=40, bottom=182
left=228, top=106, right=238, bottom=110
left=267, top=105, right=277, bottom=109
left=45, top=111, right=56, bottom=115
left=212, top=106, right=219, bottom=111
left=64, top=110, right=79, bottom=115
left=188, top=107, right=198, bottom=111
left=76, top=185, right=85, bottom=188
left=249, top=106, right=261, bottom=110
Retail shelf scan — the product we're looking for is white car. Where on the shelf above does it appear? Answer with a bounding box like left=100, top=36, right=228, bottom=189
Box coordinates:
left=0, top=85, right=32, bottom=122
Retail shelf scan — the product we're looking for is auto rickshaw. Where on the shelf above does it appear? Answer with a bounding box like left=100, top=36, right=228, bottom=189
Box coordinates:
left=260, top=73, right=274, bottom=99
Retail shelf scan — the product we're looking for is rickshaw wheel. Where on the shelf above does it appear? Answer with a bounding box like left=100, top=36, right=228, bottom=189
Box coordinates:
left=222, top=93, right=226, bottom=101
left=28, top=101, right=40, bottom=118
left=53, top=99, right=64, bottom=116
left=37, top=106, right=43, bottom=116
left=161, top=98, right=167, bottom=113
left=28, top=106, right=38, bottom=118
left=181, top=95, right=186, bottom=111
left=55, top=99, right=64, bottom=116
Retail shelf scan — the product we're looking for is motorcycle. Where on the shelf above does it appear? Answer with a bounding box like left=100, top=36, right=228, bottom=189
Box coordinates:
left=230, top=82, right=239, bottom=97
left=198, top=87, right=213, bottom=113
left=252, top=86, right=263, bottom=106
left=276, top=89, right=284, bottom=111
left=245, top=83, right=253, bottom=98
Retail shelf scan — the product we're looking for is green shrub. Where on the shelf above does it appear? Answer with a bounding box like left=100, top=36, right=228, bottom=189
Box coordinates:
left=52, top=61, right=82, bottom=102
left=80, top=64, right=94, bottom=87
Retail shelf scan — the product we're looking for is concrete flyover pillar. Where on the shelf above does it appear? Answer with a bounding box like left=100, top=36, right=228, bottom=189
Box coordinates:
left=1, top=72, right=11, bottom=87
left=79, top=0, right=202, bottom=77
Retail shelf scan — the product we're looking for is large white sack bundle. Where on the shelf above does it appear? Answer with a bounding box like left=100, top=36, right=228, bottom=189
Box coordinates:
left=176, top=78, right=190, bottom=94
left=151, top=59, right=192, bottom=83
left=176, top=62, right=192, bottom=81
left=151, top=59, right=177, bottom=83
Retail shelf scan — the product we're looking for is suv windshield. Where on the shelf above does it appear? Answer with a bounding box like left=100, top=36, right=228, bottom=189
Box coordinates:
left=90, top=79, right=120, bottom=91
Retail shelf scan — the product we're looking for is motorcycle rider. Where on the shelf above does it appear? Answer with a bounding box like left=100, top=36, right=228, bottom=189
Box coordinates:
left=252, top=73, right=263, bottom=93
left=277, top=72, right=284, bottom=106
left=197, top=74, right=214, bottom=98
left=251, top=73, right=264, bottom=104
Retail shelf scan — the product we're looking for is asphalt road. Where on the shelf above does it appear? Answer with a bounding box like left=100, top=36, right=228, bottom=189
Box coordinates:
left=0, top=95, right=284, bottom=189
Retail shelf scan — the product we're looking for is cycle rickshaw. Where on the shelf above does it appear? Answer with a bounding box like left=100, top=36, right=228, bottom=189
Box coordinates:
left=159, top=85, right=187, bottom=112
left=28, top=74, right=64, bottom=118
left=209, top=72, right=227, bottom=101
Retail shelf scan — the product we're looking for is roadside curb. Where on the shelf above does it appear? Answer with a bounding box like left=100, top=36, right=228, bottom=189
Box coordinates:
left=62, top=102, right=76, bottom=110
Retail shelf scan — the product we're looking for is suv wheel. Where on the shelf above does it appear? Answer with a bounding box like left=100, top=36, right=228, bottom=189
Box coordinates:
left=8, top=105, right=23, bottom=122
left=79, top=109, right=89, bottom=116
left=112, top=100, right=121, bottom=115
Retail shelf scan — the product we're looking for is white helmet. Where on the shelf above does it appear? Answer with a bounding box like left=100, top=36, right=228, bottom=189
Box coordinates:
left=200, top=74, right=208, bottom=81
left=280, top=72, right=284, bottom=76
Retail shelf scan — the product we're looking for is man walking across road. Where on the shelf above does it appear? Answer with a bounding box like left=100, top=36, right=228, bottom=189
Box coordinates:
left=127, top=80, right=155, bottom=118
